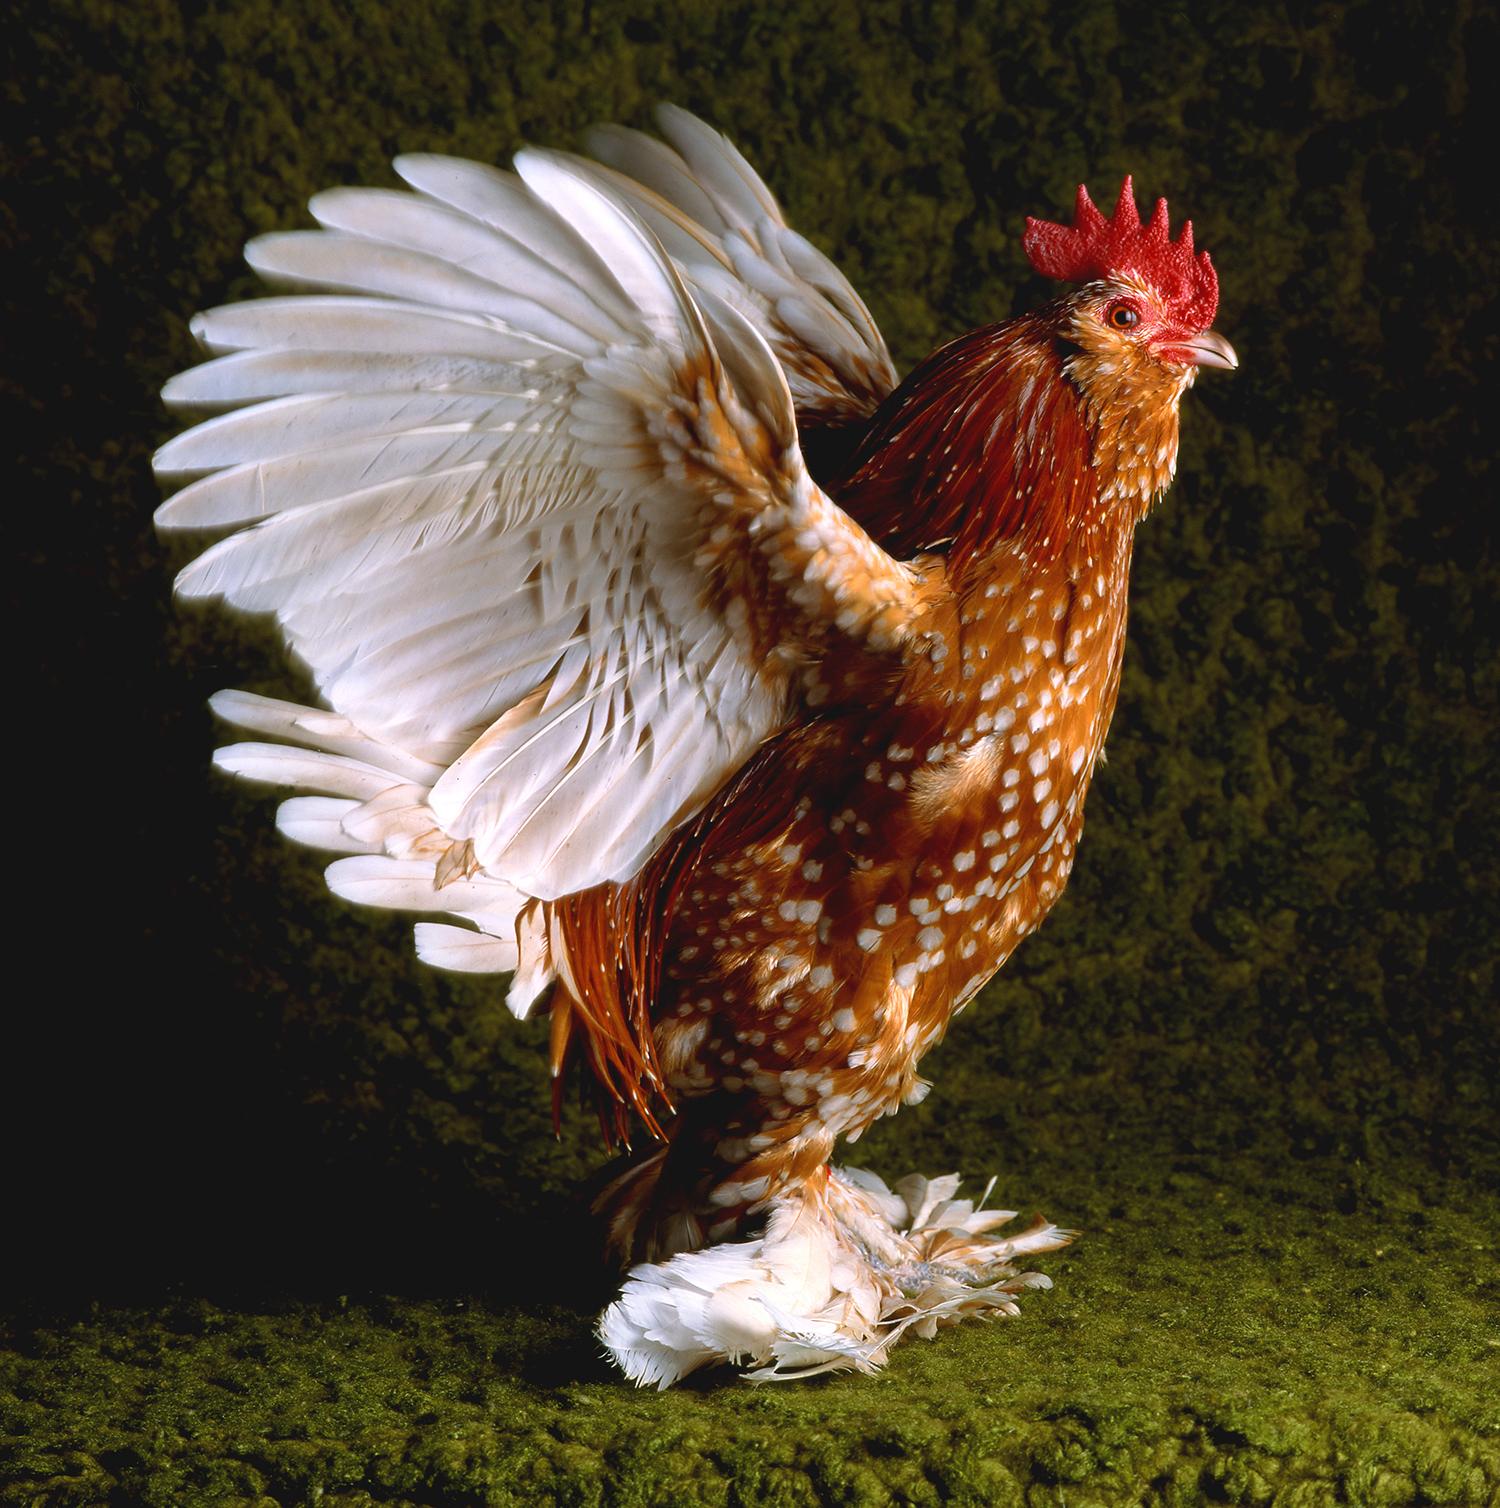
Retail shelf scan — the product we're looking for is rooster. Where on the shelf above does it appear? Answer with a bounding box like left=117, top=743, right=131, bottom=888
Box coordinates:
left=156, top=106, right=1235, bottom=1386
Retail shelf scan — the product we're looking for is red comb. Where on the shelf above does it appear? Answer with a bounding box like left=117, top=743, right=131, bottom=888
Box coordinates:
left=1023, top=177, right=1218, bottom=332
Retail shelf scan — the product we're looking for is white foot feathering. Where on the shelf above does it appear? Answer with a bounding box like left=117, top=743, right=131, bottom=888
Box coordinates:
left=601, top=1168, right=1074, bottom=1387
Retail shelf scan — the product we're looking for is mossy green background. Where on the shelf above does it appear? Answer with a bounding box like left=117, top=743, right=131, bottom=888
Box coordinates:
left=4, top=0, right=1497, bottom=1503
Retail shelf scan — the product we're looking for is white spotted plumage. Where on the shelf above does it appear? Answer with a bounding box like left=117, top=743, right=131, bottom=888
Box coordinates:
left=159, top=107, right=1234, bottom=1387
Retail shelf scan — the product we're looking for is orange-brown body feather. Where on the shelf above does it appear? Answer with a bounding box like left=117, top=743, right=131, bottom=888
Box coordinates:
left=547, top=291, right=1197, bottom=1259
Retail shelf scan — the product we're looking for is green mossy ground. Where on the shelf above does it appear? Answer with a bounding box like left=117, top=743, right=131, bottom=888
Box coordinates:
left=8, top=1170, right=1500, bottom=1508
left=4, top=0, right=1496, bottom=1502
left=6, top=1154, right=1499, bottom=1506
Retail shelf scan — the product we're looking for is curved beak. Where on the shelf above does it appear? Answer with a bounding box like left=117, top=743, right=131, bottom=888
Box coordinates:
left=1163, top=330, right=1238, bottom=370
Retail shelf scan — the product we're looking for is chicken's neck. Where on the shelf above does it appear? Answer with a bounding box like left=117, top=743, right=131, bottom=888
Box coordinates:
left=834, top=307, right=1186, bottom=582
left=831, top=305, right=1195, bottom=796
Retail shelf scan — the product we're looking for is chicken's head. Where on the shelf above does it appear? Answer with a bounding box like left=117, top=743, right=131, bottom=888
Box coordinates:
left=1025, top=178, right=1237, bottom=377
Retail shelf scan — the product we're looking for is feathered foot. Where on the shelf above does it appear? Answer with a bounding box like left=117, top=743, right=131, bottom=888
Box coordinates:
left=599, top=1167, right=1074, bottom=1387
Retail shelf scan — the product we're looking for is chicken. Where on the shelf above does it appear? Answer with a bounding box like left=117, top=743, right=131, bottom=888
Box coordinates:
left=156, top=107, right=1235, bottom=1387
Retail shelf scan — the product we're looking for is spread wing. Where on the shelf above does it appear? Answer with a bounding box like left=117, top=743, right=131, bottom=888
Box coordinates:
left=157, top=133, right=923, bottom=909
left=575, top=104, right=897, bottom=427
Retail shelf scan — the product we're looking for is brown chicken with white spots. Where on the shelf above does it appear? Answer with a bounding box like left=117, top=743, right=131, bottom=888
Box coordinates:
left=157, top=107, right=1235, bottom=1385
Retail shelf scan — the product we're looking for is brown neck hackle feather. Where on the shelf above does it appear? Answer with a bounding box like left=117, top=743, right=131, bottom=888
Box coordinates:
left=833, top=312, right=1091, bottom=568
left=833, top=288, right=1185, bottom=575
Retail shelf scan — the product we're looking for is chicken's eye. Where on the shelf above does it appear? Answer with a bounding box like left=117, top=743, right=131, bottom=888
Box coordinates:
left=1108, top=303, right=1140, bottom=329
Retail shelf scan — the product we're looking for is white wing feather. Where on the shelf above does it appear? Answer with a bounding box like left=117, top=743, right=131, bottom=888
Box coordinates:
left=581, top=104, right=897, bottom=423
left=160, top=109, right=918, bottom=979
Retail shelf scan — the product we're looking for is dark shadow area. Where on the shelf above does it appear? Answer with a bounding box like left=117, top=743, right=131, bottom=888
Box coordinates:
left=6, top=684, right=608, bottom=1314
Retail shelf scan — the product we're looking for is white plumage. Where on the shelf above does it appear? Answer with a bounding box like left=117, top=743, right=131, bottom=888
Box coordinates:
left=601, top=1167, right=1067, bottom=1388
left=162, top=109, right=911, bottom=907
